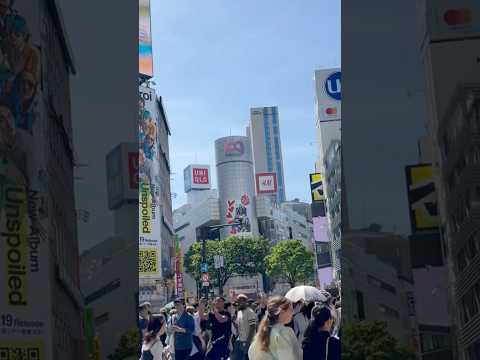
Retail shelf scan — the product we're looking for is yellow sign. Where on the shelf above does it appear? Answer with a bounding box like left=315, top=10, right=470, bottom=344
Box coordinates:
left=310, top=173, right=325, bottom=202
left=405, top=164, right=439, bottom=232
left=139, top=182, right=152, bottom=234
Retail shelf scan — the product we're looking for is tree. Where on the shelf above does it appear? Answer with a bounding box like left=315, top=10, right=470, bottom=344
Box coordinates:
left=107, top=327, right=139, bottom=360
left=184, top=236, right=270, bottom=290
left=265, top=239, right=315, bottom=288
left=342, top=321, right=417, bottom=360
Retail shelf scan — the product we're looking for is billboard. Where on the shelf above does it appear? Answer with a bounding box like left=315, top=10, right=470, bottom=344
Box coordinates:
left=315, top=68, right=341, bottom=122
left=225, top=194, right=253, bottom=236
left=184, top=165, right=211, bottom=192
left=139, top=0, right=153, bottom=78
left=256, top=172, right=278, bottom=194
left=175, top=235, right=184, bottom=297
left=224, top=140, right=245, bottom=156
left=310, top=173, right=326, bottom=202
left=139, top=85, right=161, bottom=278
left=405, top=164, right=439, bottom=232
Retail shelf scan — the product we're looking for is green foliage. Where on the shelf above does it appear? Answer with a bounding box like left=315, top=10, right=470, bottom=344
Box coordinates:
left=184, top=236, right=270, bottom=287
left=265, top=239, right=315, bottom=287
left=342, top=321, right=417, bottom=360
left=107, top=327, right=139, bottom=360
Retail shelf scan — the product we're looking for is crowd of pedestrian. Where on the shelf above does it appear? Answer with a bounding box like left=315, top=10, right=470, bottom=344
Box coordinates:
left=138, top=291, right=341, bottom=360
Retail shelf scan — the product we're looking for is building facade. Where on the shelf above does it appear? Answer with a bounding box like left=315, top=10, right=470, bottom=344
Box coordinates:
left=418, top=1, right=480, bottom=357
left=0, top=1, right=86, bottom=359
left=249, top=107, right=286, bottom=204
left=324, top=139, right=342, bottom=279
left=215, top=136, right=259, bottom=238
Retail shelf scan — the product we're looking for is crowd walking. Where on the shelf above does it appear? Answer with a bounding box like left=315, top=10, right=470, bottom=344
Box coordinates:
left=138, top=288, right=341, bottom=360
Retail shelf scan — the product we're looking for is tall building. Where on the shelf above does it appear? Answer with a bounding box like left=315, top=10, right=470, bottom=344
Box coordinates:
left=418, top=1, right=480, bottom=357
left=324, top=139, right=342, bottom=280
left=249, top=107, right=286, bottom=204
left=215, top=136, right=259, bottom=238
left=0, top=1, right=84, bottom=359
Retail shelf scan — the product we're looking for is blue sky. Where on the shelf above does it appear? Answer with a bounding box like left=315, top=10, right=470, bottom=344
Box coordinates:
left=150, top=0, right=340, bottom=209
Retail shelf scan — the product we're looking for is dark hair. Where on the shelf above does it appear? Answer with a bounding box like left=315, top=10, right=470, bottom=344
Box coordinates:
left=303, top=306, right=332, bottom=345
left=257, top=296, right=291, bottom=352
left=303, top=302, right=315, bottom=319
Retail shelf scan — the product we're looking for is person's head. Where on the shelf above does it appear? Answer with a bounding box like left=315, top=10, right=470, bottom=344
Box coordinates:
left=139, top=302, right=151, bottom=318
left=315, top=306, right=334, bottom=330
left=186, top=305, right=195, bottom=315
left=257, top=296, right=293, bottom=352
left=293, top=300, right=303, bottom=314
left=303, top=301, right=316, bottom=319
left=174, top=298, right=186, bottom=314
left=213, top=297, right=225, bottom=311
left=236, top=294, right=248, bottom=310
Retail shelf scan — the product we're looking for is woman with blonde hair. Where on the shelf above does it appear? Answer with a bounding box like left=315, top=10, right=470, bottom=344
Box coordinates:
left=248, top=296, right=302, bottom=360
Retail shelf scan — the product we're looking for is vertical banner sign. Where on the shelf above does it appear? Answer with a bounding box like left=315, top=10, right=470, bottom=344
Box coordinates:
left=310, top=173, right=325, bottom=202
left=139, top=85, right=161, bottom=278
left=175, top=235, right=184, bottom=297
left=0, top=158, right=49, bottom=359
left=226, top=194, right=253, bottom=236
left=405, top=164, right=439, bottom=232
left=139, top=0, right=153, bottom=78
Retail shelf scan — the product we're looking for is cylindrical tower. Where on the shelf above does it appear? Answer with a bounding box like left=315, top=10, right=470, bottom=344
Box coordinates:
left=215, top=136, right=258, bottom=238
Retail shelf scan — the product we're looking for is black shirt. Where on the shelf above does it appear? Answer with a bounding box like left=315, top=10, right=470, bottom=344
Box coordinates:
left=303, top=331, right=341, bottom=360
left=208, top=311, right=232, bottom=342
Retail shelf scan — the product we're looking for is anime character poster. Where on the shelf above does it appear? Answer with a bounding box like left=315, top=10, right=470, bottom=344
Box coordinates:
left=0, top=1, right=40, bottom=139
left=226, top=194, right=253, bottom=236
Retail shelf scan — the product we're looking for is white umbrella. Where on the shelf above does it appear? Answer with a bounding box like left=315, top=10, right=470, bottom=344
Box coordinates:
left=285, top=285, right=328, bottom=303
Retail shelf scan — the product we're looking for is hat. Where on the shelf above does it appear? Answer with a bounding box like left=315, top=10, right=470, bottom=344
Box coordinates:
left=236, top=294, right=248, bottom=301
left=214, top=296, right=226, bottom=302
left=139, top=301, right=151, bottom=308
left=174, top=298, right=185, bottom=304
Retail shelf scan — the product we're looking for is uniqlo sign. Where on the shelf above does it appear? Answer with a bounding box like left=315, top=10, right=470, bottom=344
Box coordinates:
left=256, top=173, right=278, bottom=194
left=193, top=168, right=209, bottom=185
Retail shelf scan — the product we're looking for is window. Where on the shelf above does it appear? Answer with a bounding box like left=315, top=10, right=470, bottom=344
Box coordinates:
left=356, top=291, right=365, bottom=320
left=379, top=304, right=400, bottom=319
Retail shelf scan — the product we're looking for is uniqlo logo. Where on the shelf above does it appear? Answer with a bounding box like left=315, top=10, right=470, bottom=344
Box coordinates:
left=192, top=168, right=209, bottom=184
left=128, top=152, right=139, bottom=189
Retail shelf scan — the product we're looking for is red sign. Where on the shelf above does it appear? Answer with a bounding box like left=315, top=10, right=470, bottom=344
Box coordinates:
left=256, top=173, right=278, bottom=194
left=128, top=152, right=139, bottom=189
left=192, top=168, right=209, bottom=185
left=201, top=273, right=209, bottom=282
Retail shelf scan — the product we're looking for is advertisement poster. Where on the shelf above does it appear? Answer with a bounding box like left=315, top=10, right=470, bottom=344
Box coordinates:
left=139, top=0, right=153, bottom=78
left=310, top=173, right=325, bottom=202
left=226, top=194, right=253, bottom=236
left=139, top=85, right=161, bottom=279
left=0, top=157, right=50, bottom=359
left=405, top=164, right=439, bottom=232
left=184, top=165, right=211, bottom=192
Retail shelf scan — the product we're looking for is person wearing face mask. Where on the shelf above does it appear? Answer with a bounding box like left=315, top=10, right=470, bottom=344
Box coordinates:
left=248, top=296, right=302, bottom=360
left=302, top=306, right=340, bottom=360
left=230, top=294, right=257, bottom=360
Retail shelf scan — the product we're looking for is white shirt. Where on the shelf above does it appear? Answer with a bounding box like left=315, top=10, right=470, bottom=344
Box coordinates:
left=190, top=313, right=202, bottom=356
left=236, top=308, right=257, bottom=342
left=248, top=324, right=302, bottom=360
left=293, top=312, right=308, bottom=344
